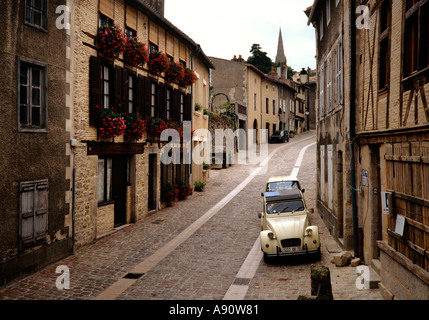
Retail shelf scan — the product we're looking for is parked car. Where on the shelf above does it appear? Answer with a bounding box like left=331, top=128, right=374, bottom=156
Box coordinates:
left=258, top=189, right=321, bottom=262
left=268, top=130, right=289, bottom=143
left=265, top=176, right=303, bottom=193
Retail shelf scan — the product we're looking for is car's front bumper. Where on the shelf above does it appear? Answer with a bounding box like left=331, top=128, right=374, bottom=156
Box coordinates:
left=264, top=246, right=321, bottom=258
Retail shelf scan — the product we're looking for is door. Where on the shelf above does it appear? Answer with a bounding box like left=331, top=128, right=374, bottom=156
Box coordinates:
left=148, top=154, right=157, bottom=211
left=113, top=156, right=127, bottom=227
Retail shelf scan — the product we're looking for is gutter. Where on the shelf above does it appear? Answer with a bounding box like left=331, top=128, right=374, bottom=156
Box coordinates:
left=349, top=0, right=359, bottom=258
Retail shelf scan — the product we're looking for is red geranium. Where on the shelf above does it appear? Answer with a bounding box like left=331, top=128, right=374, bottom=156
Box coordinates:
left=124, top=38, right=148, bottom=67
left=148, top=51, right=169, bottom=75
left=95, top=23, right=126, bottom=59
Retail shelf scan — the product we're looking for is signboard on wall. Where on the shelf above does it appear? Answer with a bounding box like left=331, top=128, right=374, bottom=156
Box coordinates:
left=362, top=170, right=369, bottom=187
left=381, top=191, right=392, bottom=215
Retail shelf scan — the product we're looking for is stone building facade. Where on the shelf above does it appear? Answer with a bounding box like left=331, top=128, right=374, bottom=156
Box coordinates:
left=308, top=0, right=355, bottom=251
left=210, top=56, right=283, bottom=148
left=68, top=0, right=213, bottom=248
left=354, top=0, right=429, bottom=299
left=0, top=0, right=73, bottom=285
left=309, top=0, right=429, bottom=299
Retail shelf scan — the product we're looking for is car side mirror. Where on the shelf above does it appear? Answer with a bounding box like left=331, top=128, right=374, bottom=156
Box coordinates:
left=261, top=192, right=264, bottom=197
left=301, top=188, right=305, bottom=193
left=309, top=208, right=314, bottom=214
left=258, top=212, right=262, bottom=219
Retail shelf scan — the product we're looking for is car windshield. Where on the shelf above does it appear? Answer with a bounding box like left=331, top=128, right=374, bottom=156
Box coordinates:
left=267, top=181, right=299, bottom=192
left=266, top=200, right=304, bottom=214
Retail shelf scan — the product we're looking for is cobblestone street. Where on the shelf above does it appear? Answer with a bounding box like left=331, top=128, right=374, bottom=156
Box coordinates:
left=0, top=131, right=382, bottom=301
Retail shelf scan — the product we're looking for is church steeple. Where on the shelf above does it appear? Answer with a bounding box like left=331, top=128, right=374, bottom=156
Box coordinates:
left=275, top=28, right=287, bottom=67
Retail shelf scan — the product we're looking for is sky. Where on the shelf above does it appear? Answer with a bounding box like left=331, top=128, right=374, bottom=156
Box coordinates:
left=164, top=0, right=316, bottom=72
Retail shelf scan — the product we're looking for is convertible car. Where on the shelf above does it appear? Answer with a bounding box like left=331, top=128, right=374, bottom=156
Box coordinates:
left=258, top=189, right=321, bottom=262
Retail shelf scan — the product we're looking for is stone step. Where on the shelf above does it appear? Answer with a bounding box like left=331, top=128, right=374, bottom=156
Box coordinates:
left=371, top=258, right=381, bottom=275
left=364, top=266, right=381, bottom=289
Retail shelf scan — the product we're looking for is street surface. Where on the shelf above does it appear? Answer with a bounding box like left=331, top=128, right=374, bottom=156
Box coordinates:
left=0, top=131, right=382, bottom=301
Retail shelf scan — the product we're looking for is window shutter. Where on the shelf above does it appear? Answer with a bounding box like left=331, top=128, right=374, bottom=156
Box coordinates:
left=34, top=181, right=48, bottom=242
left=149, top=21, right=158, bottom=46
left=100, top=0, right=115, bottom=20
left=173, top=89, right=180, bottom=122
left=158, top=82, right=166, bottom=119
left=136, top=75, right=146, bottom=117
left=184, top=93, right=192, bottom=121
left=89, top=56, right=102, bottom=126
left=19, top=180, right=48, bottom=248
left=144, top=77, right=152, bottom=118
left=125, top=4, right=137, bottom=31
left=122, top=68, right=129, bottom=113
left=113, top=65, right=123, bottom=111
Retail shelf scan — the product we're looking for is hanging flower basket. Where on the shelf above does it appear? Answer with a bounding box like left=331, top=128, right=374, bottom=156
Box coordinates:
left=148, top=51, right=169, bottom=75
left=98, top=107, right=126, bottom=138
left=179, top=67, right=197, bottom=88
left=124, top=38, right=148, bottom=67
left=165, top=61, right=185, bottom=85
left=95, top=23, right=126, bottom=59
left=124, top=113, right=146, bottom=142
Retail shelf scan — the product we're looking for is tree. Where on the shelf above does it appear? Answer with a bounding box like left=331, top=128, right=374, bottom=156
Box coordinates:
left=247, top=44, right=273, bottom=74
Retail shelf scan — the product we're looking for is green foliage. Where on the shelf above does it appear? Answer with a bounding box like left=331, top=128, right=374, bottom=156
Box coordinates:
left=194, top=181, right=206, bottom=192
left=247, top=44, right=273, bottom=74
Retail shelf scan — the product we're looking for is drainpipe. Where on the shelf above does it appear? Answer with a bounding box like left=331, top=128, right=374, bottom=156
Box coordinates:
left=72, top=167, right=76, bottom=254
left=349, top=0, right=359, bottom=258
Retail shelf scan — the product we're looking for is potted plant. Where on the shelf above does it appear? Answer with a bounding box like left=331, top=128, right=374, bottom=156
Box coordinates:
left=124, top=37, right=148, bottom=67
left=148, top=51, right=169, bottom=75
left=98, top=106, right=126, bottom=139
left=163, top=181, right=178, bottom=206
left=178, top=179, right=192, bottom=200
left=194, top=103, right=202, bottom=112
left=194, top=181, right=206, bottom=192
left=95, top=23, right=126, bottom=59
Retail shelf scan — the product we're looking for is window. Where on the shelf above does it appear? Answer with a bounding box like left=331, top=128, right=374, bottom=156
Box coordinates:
left=127, top=74, right=136, bottom=113
left=99, top=13, right=113, bottom=28
left=149, top=42, right=159, bottom=54
left=125, top=28, right=136, bottom=41
left=19, top=180, right=48, bottom=248
left=379, top=0, right=391, bottom=90
left=254, top=93, right=257, bottom=111
left=403, top=0, right=429, bottom=77
left=273, top=100, right=276, bottom=115
left=326, top=0, right=331, bottom=25
left=326, top=52, right=332, bottom=113
left=319, top=14, right=324, bottom=40
left=319, top=62, right=325, bottom=116
left=101, top=64, right=112, bottom=109
left=166, top=88, right=172, bottom=120
left=151, top=82, right=157, bottom=118
left=180, top=93, right=184, bottom=122
left=25, top=0, right=47, bottom=30
left=19, top=59, right=47, bottom=131
left=266, top=98, right=269, bottom=113
left=335, top=38, right=343, bottom=103
left=98, top=158, right=113, bottom=204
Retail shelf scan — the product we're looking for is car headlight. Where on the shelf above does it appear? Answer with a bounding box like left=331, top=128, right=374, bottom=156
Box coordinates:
left=305, top=228, right=313, bottom=236
left=268, top=232, right=276, bottom=240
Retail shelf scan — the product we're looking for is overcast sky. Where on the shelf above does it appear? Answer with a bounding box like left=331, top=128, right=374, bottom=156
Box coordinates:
left=164, top=0, right=316, bottom=71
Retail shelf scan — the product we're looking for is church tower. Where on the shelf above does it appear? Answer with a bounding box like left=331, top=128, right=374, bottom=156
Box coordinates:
left=275, top=28, right=287, bottom=66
